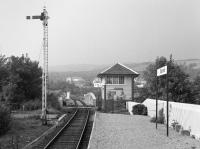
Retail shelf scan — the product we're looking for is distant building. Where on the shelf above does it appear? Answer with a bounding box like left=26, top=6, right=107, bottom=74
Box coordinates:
left=83, top=92, right=96, bottom=106
left=58, top=92, right=72, bottom=107
left=66, top=77, right=73, bottom=83
left=66, top=77, right=86, bottom=87
left=135, top=77, right=147, bottom=88
left=97, top=63, right=139, bottom=109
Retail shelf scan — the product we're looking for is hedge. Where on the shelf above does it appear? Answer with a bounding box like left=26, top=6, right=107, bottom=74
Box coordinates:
left=132, top=104, right=148, bottom=115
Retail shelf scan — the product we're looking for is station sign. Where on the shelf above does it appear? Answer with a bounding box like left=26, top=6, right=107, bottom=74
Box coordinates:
left=93, top=78, right=103, bottom=88
left=157, top=66, right=167, bottom=76
left=93, top=83, right=103, bottom=88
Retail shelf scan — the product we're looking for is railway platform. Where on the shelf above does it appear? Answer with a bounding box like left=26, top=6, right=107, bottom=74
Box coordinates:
left=88, top=112, right=200, bottom=149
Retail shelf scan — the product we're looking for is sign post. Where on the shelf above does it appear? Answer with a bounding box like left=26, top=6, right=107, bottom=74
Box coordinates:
left=166, top=69, right=169, bottom=136
left=156, top=65, right=169, bottom=136
left=93, top=79, right=103, bottom=110
left=156, top=77, right=158, bottom=129
left=104, top=84, right=107, bottom=112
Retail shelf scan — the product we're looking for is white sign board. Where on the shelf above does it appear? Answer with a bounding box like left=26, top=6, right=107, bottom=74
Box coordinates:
left=93, top=78, right=104, bottom=88
left=94, top=83, right=103, bottom=88
left=157, top=66, right=167, bottom=76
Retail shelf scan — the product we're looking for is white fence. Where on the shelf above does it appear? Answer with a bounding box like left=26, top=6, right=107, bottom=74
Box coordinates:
left=126, top=99, right=200, bottom=139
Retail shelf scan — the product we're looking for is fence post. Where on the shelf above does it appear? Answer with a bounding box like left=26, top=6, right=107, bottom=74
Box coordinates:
left=104, top=84, right=107, bottom=112
left=112, top=98, right=114, bottom=113
left=11, top=136, right=14, bottom=149
left=16, top=135, right=19, bottom=149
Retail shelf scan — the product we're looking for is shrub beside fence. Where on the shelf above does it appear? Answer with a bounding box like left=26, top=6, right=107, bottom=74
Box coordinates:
left=0, top=104, right=11, bottom=135
left=150, top=108, right=165, bottom=124
left=132, top=104, right=148, bottom=115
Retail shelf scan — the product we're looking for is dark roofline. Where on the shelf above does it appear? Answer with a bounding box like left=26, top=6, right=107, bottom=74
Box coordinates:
left=97, top=73, right=139, bottom=78
left=97, top=63, right=139, bottom=78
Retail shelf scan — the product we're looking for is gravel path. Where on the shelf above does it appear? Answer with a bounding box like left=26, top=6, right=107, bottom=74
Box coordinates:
left=89, top=112, right=200, bottom=149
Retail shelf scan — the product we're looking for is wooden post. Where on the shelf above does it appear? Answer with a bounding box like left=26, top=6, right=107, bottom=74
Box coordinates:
left=97, top=87, right=101, bottom=110
left=156, top=65, right=168, bottom=136
left=156, top=77, right=158, bottom=129
left=11, top=136, right=14, bottom=149
left=112, top=97, right=114, bottom=113
left=131, top=76, right=134, bottom=101
left=16, top=135, right=18, bottom=149
left=166, top=66, right=169, bottom=137
left=104, top=84, right=106, bottom=112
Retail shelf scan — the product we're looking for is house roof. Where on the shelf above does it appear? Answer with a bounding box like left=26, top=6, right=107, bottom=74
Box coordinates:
left=97, top=63, right=139, bottom=77
left=84, top=92, right=96, bottom=99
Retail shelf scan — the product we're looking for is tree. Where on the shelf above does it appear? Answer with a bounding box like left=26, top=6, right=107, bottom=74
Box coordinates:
left=0, top=104, right=11, bottom=135
left=0, top=55, right=9, bottom=92
left=6, top=54, right=42, bottom=105
left=191, top=75, right=200, bottom=104
left=143, top=56, right=194, bottom=103
left=143, top=56, right=167, bottom=99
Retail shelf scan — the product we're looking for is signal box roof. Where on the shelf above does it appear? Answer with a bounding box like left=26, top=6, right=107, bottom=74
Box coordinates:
left=97, top=63, right=139, bottom=77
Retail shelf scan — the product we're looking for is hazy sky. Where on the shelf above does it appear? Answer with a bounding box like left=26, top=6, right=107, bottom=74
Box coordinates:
left=0, top=0, right=200, bottom=66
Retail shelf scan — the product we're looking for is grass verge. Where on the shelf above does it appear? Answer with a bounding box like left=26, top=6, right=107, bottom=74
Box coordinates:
left=0, top=115, right=51, bottom=149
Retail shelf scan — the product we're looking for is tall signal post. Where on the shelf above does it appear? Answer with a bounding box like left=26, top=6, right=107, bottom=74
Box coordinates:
left=26, top=7, right=49, bottom=125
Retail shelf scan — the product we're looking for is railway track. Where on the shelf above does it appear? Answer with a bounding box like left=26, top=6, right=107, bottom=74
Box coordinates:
left=43, top=108, right=90, bottom=149
left=78, top=110, right=94, bottom=149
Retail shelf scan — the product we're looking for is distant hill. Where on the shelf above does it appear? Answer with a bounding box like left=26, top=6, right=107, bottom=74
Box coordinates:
left=176, top=59, right=200, bottom=79
left=49, top=62, right=151, bottom=73
left=49, top=59, right=200, bottom=82
left=176, top=59, right=200, bottom=69
left=49, top=64, right=107, bottom=72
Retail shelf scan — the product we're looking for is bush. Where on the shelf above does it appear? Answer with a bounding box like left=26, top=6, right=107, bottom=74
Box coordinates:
left=150, top=108, right=165, bottom=124
left=150, top=117, right=157, bottom=123
left=171, top=120, right=179, bottom=129
left=23, top=99, right=41, bottom=111
left=175, top=124, right=181, bottom=132
left=47, top=93, right=61, bottom=111
left=132, top=104, right=148, bottom=115
left=0, top=104, right=11, bottom=135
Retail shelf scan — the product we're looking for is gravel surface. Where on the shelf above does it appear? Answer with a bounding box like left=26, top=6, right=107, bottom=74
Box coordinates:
left=89, top=112, right=200, bottom=149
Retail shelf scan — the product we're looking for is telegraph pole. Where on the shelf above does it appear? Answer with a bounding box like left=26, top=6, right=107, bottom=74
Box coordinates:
left=26, top=7, right=49, bottom=125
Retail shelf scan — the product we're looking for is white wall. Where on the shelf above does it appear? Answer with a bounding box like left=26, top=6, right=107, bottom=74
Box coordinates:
left=142, top=99, right=165, bottom=118
left=126, top=99, right=200, bottom=139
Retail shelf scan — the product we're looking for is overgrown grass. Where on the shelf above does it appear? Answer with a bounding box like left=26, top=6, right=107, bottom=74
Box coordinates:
left=0, top=116, right=51, bottom=149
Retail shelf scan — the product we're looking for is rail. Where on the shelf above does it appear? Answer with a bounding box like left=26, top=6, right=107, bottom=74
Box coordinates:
left=43, top=108, right=90, bottom=149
